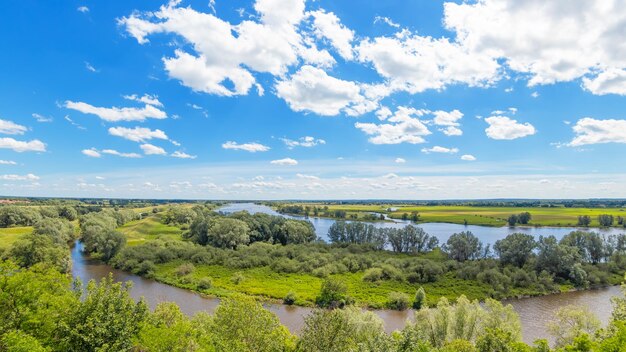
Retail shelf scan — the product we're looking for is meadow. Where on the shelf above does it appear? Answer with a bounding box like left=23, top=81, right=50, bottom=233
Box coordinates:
left=275, top=203, right=626, bottom=227
left=0, top=226, right=32, bottom=249
left=117, top=213, right=184, bottom=246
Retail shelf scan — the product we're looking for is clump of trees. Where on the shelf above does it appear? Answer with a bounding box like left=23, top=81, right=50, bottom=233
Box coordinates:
left=80, top=209, right=138, bottom=261
left=507, top=211, right=532, bottom=226
left=328, top=222, right=438, bottom=253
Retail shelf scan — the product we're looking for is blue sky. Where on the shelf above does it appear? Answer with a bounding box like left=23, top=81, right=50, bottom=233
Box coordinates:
left=1, top=0, right=626, bottom=199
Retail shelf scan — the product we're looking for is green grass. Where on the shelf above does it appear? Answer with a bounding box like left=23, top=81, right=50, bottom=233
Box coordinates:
left=277, top=203, right=626, bottom=227
left=0, top=226, right=32, bottom=249
left=118, top=214, right=183, bottom=246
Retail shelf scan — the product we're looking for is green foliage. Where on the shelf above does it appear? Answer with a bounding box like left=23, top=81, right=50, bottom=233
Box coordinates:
left=176, top=262, right=195, bottom=277
left=444, top=232, right=483, bottom=262
left=387, top=291, right=410, bottom=310
left=494, top=233, right=536, bottom=267
left=414, top=286, right=426, bottom=310
left=547, top=305, right=601, bottom=348
left=315, top=278, right=350, bottom=308
left=197, top=277, right=213, bottom=290
left=58, top=275, right=148, bottom=352
left=0, top=330, right=48, bottom=352
left=283, top=291, right=297, bottom=305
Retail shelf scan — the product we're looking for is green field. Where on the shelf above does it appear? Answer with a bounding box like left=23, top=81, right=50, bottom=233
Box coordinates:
left=0, top=226, right=32, bottom=249
left=118, top=214, right=184, bottom=246
left=277, top=203, right=626, bottom=227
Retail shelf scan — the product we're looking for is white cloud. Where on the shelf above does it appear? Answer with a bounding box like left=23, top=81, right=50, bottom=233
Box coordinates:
left=421, top=146, right=459, bottom=154
left=569, top=118, right=626, bottom=146
left=395, top=158, right=406, bottom=163
left=444, top=0, right=626, bottom=89
left=140, top=143, right=167, bottom=155
left=123, top=94, right=163, bottom=107
left=101, top=149, right=142, bottom=158
left=485, top=116, right=536, bottom=140
left=32, top=113, right=52, bottom=123
left=357, top=32, right=499, bottom=94
left=82, top=148, right=101, bottom=158
left=296, top=173, right=319, bottom=180
left=310, top=10, right=355, bottom=60
left=270, top=158, right=298, bottom=166
left=85, top=62, right=98, bottom=72
left=355, top=106, right=431, bottom=144
left=276, top=65, right=372, bottom=116
left=0, top=138, right=46, bottom=152
left=77, top=6, right=89, bottom=13
left=531, top=92, right=539, bottom=98
left=1, top=174, right=39, bottom=181
left=461, top=154, right=476, bottom=161
left=108, top=126, right=168, bottom=142
left=0, top=119, right=27, bottom=135
left=64, top=115, right=85, bottom=130
left=432, top=109, right=463, bottom=136
left=0, top=160, right=16, bottom=165
left=171, top=151, right=197, bottom=159
left=583, top=69, right=626, bottom=95
left=222, top=141, right=270, bottom=152
left=374, top=16, right=400, bottom=28
left=281, top=136, right=326, bottom=148
left=65, top=101, right=167, bottom=122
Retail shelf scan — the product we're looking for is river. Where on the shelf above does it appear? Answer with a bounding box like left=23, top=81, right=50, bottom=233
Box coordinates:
left=69, top=203, right=624, bottom=345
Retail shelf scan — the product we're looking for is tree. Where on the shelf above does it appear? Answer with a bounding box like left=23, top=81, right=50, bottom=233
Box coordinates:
left=578, top=215, right=591, bottom=226
left=517, top=212, right=532, bottom=225
left=547, top=306, right=600, bottom=348
left=82, top=229, right=126, bottom=262
left=32, top=218, right=75, bottom=245
left=136, top=302, right=204, bottom=352
left=58, top=275, right=148, bottom=352
left=493, top=233, right=536, bottom=267
left=315, top=278, right=350, bottom=308
left=275, top=219, right=316, bottom=245
left=535, top=236, right=582, bottom=280
left=413, top=287, right=426, bottom=310
left=598, top=214, right=614, bottom=227
left=444, top=232, right=483, bottom=262
left=297, top=307, right=391, bottom=352
left=57, top=205, right=78, bottom=221
left=9, top=234, right=71, bottom=273
left=210, top=296, right=294, bottom=351
left=507, top=215, right=518, bottom=227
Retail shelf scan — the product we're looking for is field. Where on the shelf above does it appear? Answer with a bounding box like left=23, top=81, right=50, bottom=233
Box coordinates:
left=0, top=226, right=32, bottom=249
left=276, top=203, right=626, bottom=227
left=118, top=214, right=184, bottom=246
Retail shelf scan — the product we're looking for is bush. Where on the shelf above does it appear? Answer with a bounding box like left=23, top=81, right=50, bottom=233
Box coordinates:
left=362, top=267, right=383, bottom=282
left=197, top=277, right=213, bottom=290
left=175, top=263, right=195, bottom=277
left=316, top=278, right=350, bottom=308
left=387, top=292, right=410, bottom=310
left=231, top=272, right=245, bottom=285
left=283, top=292, right=297, bottom=305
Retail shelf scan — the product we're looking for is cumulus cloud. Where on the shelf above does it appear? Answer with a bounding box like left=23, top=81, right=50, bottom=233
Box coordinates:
left=432, top=109, right=463, bottom=136
left=374, top=16, right=400, bottom=28
left=569, top=118, right=626, bottom=146
left=444, top=0, right=626, bottom=89
left=1, top=174, right=39, bottom=181
left=123, top=94, right=163, bottom=107
left=485, top=116, right=536, bottom=140
left=583, top=69, right=626, bottom=96
left=0, top=138, right=46, bottom=152
left=108, top=126, right=168, bottom=142
left=0, top=160, right=16, bottom=165
left=65, top=101, right=167, bottom=122
left=270, top=158, right=298, bottom=165
left=101, top=149, right=142, bottom=158
left=421, top=146, right=459, bottom=154
left=171, top=151, right=197, bottom=159
left=355, top=106, right=431, bottom=144
left=140, top=143, right=167, bottom=155
left=395, top=157, right=406, bottom=163
left=281, top=136, right=326, bottom=148
left=222, top=141, right=270, bottom=152
left=0, top=119, right=28, bottom=135
left=276, top=65, right=372, bottom=116
left=461, top=154, right=476, bottom=161
left=32, top=113, right=53, bottom=123
left=82, top=148, right=101, bottom=158
left=310, top=10, right=354, bottom=60
left=77, top=6, right=89, bottom=13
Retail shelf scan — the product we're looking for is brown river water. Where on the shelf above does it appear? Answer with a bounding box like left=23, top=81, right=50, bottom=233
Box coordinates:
left=71, top=242, right=622, bottom=345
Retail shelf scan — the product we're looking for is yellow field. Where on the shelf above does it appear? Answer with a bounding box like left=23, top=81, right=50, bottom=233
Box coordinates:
left=0, top=226, right=32, bottom=249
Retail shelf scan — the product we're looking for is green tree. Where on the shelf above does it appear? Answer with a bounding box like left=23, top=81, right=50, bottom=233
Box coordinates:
left=517, top=212, right=532, bottom=225
left=206, top=218, right=250, bottom=249
left=598, top=214, right=615, bottom=227
left=577, top=215, right=592, bottom=226
left=444, top=232, right=483, bottom=262
left=58, top=275, right=148, bottom=352
left=547, top=305, right=600, bottom=348
left=413, top=287, right=426, bottom=310
left=210, top=296, right=294, bottom=351
left=494, top=233, right=536, bottom=267
left=507, top=215, right=518, bottom=227
left=315, top=278, right=350, bottom=308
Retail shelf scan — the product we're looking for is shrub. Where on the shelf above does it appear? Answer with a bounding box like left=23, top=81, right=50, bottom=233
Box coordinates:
left=362, top=267, right=383, bottom=282
left=197, top=277, right=213, bottom=290
left=413, top=287, right=426, bottom=310
left=175, top=263, right=195, bottom=277
left=387, top=292, right=410, bottom=311
left=316, top=278, right=349, bottom=308
left=283, top=292, right=297, bottom=305
left=231, top=272, right=245, bottom=285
